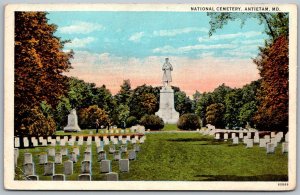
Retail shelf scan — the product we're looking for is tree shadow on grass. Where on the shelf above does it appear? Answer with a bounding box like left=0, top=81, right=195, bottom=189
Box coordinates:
left=194, top=174, right=288, bottom=181
left=167, top=138, right=225, bottom=145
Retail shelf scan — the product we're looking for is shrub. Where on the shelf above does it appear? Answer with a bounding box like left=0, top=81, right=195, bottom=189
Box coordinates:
left=126, top=116, right=138, bottom=127
left=177, top=113, right=201, bottom=130
left=140, top=114, right=164, bottom=130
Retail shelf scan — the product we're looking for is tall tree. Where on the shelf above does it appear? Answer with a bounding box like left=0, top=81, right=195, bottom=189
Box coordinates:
left=253, top=36, right=288, bottom=131
left=115, top=80, right=132, bottom=105
left=14, top=12, right=73, bottom=136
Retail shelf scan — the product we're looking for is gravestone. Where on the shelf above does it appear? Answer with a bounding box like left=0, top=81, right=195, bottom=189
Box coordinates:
left=23, top=137, right=29, bottom=147
left=128, top=150, right=136, bottom=160
left=276, top=132, right=283, bottom=142
left=60, top=140, right=66, bottom=146
left=246, top=139, right=253, bottom=148
left=109, top=145, right=116, bottom=154
left=73, top=147, right=80, bottom=156
left=113, top=151, right=121, bottom=161
left=215, top=133, right=220, bottom=140
left=239, top=132, right=244, bottom=139
left=106, top=172, right=118, bottom=181
left=39, top=137, right=44, bottom=143
left=86, top=137, right=92, bottom=145
left=231, top=133, right=236, bottom=138
left=131, top=138, right=137, bottom=144
left=271, top=131, right=276, bottom=138
left=71, top=152, right=78, bottom=163
left=133, top=144, right=140, bottom=152
left=64, top=160, right=73, bottom=175
left=78, top=174, right=91, bottom=181
left=52, top=174, right=65, bottom=181
left=78, top=137, right=83, bottom=145
left=254, top=135, right=260, bottom=144
left=84, top=152, right=91, bottom=161
left=56, top=136, right=61, bottom=142
left=98, top=151, right=106, bottom=161
left=232, top=137, right=239, bottom=145
left=271, top=138, right=278, bottom=147
left=81, top=161, right=91, bottom=174
left=122, top=139, right=127, bottom=145
left=48, top=148, right=55, bottom=157
left=24, top=163, right=34, bottom=176
left=14, top=137, right=20, bottom=148
left=97, top=146, right=104, bottom=154
left=285, top=132, right=289, bottom=142
left=26, top=175, right=38, bottom=180
left=55, top=152, right=62, bottom=164
left=100, top=160, right=111, bottom=173
left=24, top=153, right=32, bottom=164
left=120, top=145, right=127, bottom=153
left=44, top=162, right=54, bottom=176
left=264, top=135, right=271, bottom=143
left=259, top=139, right=267, bottom=147
left=14, top=148, right=19, bottom=167
left=266, top=143, right=275, bottom=154
left=42, top=140, right=47, bottom=146
left=126, top=135, right=131, bottom=141
left=61, top=148, right=68, bottom=156
left=85, top=145, right=92, bottom=153
left=243, top=137, right=249, bottom=145
left=247, top=132, right=252, bottom=139
left=224, top=133, right=228, bottom=140
left=38, top=153, right=48, bottom=165
left=282, top=142, right=288, bottom=153
left=119, top=159, right=129, bottom=172
left=64, top=109, right=81, bottom=132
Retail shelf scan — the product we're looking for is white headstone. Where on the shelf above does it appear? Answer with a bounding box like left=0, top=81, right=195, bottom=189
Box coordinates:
left=44, top=162, right=54, bottom=176
left=232, top=137, right=239, bottom=145
left=64, top=109, right=81, bottom=132
left=271, top=131, right=276, bottom=138
left=282, top=142, right=288, bottom=153
left=23, top=137, right=29, bottom=147
left=215, top=133, right=220, bottom=140
left=128, top=150, right=136, bottom=160
left=100, top=160, right=111, bottom=173
left=38, top=153, right=48, bottom=165
left=52, top=174, right=65, bottom=181
left=271, top=138, right=278, bottom=147
left=113, top=151, right=121, bottom=161
left=64, top=160, right=73, bottom=175
left=14, top=137, right=20, bottom=148
left=264, top=135, right=271, bottom=143
left=73, top=147, right=80, bottom=156
left=81, top=161, right=91, bottom=174
left=259, top=139, right=267, bottom=147
left=231, top=133, right=236, bottom=138
left=246, top=139, right=253, bottom=148
left=84, top=152, right=91, bottom=161
left=266, top=143, right=275, bottom=154
left=106, top=172, right=118, bottom=181
left=119, top=159, right=129, bottom=172
left=48, top=148, right=55, bottom=157
left=71, top=152, right=78, bottom=163
left=55, top=153, right=62, bottom=164
left=109, top=145, right=116, bottom=154
left=224, top=133, right=228, bottom=140
left=120, top=145, right=127, bottom=153
left=78, top=174, right=91, bottom=181
left=239, top=132, right=244, bottom=139
left=61, top=148, right=68, bottom=156
left=254, top=135, right=260, bottom=144
left=24, top=163, right=34, bottom=176
left=24, top=153, right=32, bottom=164
left=98, top=151, right=106, bottom=161
left=285, top=132, right=289, bottom=142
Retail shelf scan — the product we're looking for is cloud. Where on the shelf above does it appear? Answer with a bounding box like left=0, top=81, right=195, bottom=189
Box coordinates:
left=153, top=27, right=208, bottom=37
left=59, top=21, right=105, bottom=34
left=152, top=44, right=236, bottom=54
left=129, top=32, right=145, bottom=42
left=198, top=31, right=262, bottom=42
left=65, top=52, right=259, bottom=95
left=65, top=37, right=95, bottom=48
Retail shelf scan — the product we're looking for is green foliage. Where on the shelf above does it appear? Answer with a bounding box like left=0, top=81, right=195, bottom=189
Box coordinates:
left=116, top=104, right=130, bottom=127
left=54, top=96, right=72, bottom=130
left=78, top=105, right=109, bottom=129
left=126, top=116, right=138, bottom=127
left=177, top=113, right=201, bottom=130
left=128, top=85, right=160, bottom=119
left=174, top=90, right=194, bottom=115
left=140, top=115, right=164, bottom=130
left=206, top=103, right=225, bottom=128
left=115, top=79, right=132, bottom=105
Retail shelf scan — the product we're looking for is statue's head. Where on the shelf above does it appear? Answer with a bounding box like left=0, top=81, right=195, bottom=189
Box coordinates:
left=165, top=58, right=169, bottom=62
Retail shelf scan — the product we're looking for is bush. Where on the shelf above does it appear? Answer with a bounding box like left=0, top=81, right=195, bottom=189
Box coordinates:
left=140, top=114, right=164, bottom=130
left=177, top=113, right=201, bottom=130
left=126, top=116, right=138, bottom=127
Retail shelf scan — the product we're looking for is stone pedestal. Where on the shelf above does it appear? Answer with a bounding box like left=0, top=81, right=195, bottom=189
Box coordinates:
left=64, top=109, right=81, bottom=132
left=155, top=86, right=179, bottom=124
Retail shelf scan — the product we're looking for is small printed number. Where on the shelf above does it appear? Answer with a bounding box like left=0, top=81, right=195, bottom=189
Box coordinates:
left=278, top=183, right=288, bottom=186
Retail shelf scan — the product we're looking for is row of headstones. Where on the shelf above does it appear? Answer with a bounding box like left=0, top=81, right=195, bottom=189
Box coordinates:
left=214, top=131, right=288, bottom=154
left=16, top=143, right=141, bottom=181
left=14, top=134, right=146, bottom=148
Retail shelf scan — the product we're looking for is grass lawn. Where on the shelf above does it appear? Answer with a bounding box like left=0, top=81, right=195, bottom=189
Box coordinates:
left=15, top=132, right=288, bottom=181
left=162, top=124, right=179, bottom=131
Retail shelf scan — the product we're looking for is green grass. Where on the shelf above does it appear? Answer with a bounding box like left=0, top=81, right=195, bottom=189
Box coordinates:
left=15, top=133, right=288, bottom=181
left=162, top=124, right=179, bottom=131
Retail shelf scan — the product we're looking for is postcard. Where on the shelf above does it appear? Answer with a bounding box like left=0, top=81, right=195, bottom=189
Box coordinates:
left=4, top=4, right=297, bottom=190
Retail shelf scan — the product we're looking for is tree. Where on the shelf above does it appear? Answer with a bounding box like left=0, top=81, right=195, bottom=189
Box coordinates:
left=224, top=89, right=243, bottom=128
left=177, top=113, right=201, bottom=130
left=14, top=12, right=73, bottom=136
left=115, top=80, right=132, bottom=105
left=116, top=104, right=130, bottom=128
left=195, top=92, right=213, bottom=126
left=253, top=36, right=288, bottom=131
left=78, top=105, right=109, bottom=129
left=207, top=13, right=288, bottom=42
left=206, top=103, right=225, bottom=128
left=140, top=115, right=164, bottom=130
left=174, top=90, right=194, bottom=115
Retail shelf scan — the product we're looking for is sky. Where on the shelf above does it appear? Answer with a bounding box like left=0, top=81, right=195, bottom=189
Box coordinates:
left=47, top=11, right=267, bottom=96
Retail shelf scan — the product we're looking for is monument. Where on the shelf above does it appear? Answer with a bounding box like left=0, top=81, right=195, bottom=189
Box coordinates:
left=155, top=58, right=179, bottom=124
left=64, top=109, right=81, bottom=132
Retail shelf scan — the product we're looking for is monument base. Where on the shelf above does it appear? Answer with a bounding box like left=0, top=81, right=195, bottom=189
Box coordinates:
left=63, top=126, right=81, bottom=132
left=63, top=109, right=81, bottom=132
left=155, top=86, right=179, bottom=124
